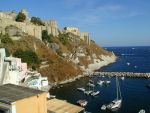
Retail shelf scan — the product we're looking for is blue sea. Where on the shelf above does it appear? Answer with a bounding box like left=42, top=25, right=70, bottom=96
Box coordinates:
left=50, top=46, right=150, bottom=113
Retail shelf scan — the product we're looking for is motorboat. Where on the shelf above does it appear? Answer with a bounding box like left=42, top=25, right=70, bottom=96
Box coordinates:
left=138, top=109, right=145, bottom=113
left=77, top=87, right=86, bottom=92
left=101, top=105, right=106, bottom=110
left=97, top=80, right=104, bottom=85
left=90, top=91, right=100, bottom=96
left=77, top=100, right=88, bottom=107
left=87, top=82, right=95, bottom=87
left=84, top=90, right=92, bottom=95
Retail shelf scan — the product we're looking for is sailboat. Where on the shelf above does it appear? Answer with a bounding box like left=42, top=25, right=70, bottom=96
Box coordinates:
left=101, top=76, right=122, bottom=111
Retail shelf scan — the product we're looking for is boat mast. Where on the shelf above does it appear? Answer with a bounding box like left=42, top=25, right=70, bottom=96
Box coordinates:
left=116, top=76, right=118, bottom=100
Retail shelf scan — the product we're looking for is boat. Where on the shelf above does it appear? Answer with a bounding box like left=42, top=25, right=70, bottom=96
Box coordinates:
left=84, top=90, right=92, bottom=95
left=127, top=62, right=130, bottom=66
left=77, top=87, right=85, bottom=92
left=102, top=77, right=122, bottom=111
left=101, top=105, right=106, bottom=110
left=90, top=91, right=100, bottom=96
left=87, top=82, right=95, bottom=87
left=77, top=100, right=88, bottom=107
left=138, top=109, right=145, bottom=113
left=97, top=80, right=104, bottom=85
left=104, top=80, right=111, bottom=84
left=121, top=77, right=125, bottom=80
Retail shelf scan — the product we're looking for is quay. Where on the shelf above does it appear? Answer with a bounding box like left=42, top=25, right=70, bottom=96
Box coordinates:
left=93, top=72, right=150, bottom=78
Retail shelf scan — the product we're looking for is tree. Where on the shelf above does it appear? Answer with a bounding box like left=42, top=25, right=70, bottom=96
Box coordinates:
left=16, top=12, right=26, bottom=22
left=58, top=33, right=69, bottom=45
left=31, top=17, right=45, bottom=26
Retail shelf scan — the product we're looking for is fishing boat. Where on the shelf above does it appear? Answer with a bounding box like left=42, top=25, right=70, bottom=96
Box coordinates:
left=102, top=77, right=122, bottom=111
left=90, top=91, right=100, bottom=96
left=138, top=109, right=145, bottom=113
left=127, top=62, right=130, bottom=66
left=77, top=100, right=88, bottom=107
left=77, top=87, right=86, bottom=92
left=104, top=80, right=111, bottom=84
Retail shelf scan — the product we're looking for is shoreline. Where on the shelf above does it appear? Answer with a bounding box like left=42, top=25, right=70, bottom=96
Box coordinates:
left=57, top=55, right=117, bottom=85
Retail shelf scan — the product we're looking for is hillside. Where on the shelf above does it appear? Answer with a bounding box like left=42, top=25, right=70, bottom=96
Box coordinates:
left=0, top=32, right=116, bottom=83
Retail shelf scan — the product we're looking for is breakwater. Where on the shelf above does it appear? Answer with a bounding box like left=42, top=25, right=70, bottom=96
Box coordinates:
left=93, top=72, right=150, bottom=78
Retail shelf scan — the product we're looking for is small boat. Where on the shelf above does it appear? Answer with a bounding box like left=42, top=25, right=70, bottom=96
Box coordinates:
left=84, top=90, right=92, bottom=95
left=101, top=105, right=106, bottom=110
left=77, top=100, right=88, bottom=107
left=49, top=95, right=56, bottom=99
left=127, top=62, right=130, bottom=66
left=87, top=82, right=95, bottom=87
left=91, top=91, right=100, bottom=96
left=104, top=80, right=111, bottom=84
left=134, top=66, right=137, bottom=68
left=97, top=80, right=104, bottom=85
left=77, top=87, right=85, bottom=92
left=105, top=77, right=122, bottom=111
left=138, top=109, right=145, bottom=113
left=121, top=77, right=125, bottom=80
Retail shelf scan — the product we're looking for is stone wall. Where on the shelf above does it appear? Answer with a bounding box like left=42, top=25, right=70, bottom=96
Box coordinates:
left=0, top=17, right=42, bottom=40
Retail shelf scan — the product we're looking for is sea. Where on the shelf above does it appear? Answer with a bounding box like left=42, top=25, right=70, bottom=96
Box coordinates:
left=50, top=46, right=150, bottom=113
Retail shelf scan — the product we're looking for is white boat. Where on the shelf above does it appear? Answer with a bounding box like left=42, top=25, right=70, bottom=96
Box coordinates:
left=87, top=82, right=95, bottom=87
left=101, top=105, right=106, bottom=110
left=138, top=109, right=145, bottom=113
left=77, top=100, right=88, bottom=107
left=104, top=77, right=122, bottom=111
left=91, top=91, right=100, bottom=96
left=84, top=90, right=92, bottom=95
left=97, top=80, right=104, bottom=85
left=77, top=87, right=85, bottom=92
left=127, top=62, right=130, bottom=66
left=104, top=80, right=111, bottom=84
left=121, top=77, right=125, bottom=80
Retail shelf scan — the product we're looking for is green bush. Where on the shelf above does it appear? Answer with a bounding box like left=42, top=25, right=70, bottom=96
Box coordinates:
left=0, top=34, right=13, bottom=44
left=31, top=17, right=45, bottom=26
left=16, top=12, right=26, bottom=22
left=42, top=30, right=53, bottom=43
left=58, top=33, right=69, bottom=45
left=13, top=49, right=40, bottom=66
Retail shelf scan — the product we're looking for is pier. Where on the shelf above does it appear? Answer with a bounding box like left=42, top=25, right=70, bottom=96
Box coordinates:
left=93, top=72, right=150, bottom=78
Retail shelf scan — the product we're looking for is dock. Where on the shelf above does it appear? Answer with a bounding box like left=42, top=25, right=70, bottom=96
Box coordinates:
left=93, top=72, right=150, bottom=78
left=47, top=99, right=84, bottom=113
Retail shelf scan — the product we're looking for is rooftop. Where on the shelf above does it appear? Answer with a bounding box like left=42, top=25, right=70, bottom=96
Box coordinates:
left=0, top=84, right=45, bottom=104
left=47, top=99, right=84, bottom=113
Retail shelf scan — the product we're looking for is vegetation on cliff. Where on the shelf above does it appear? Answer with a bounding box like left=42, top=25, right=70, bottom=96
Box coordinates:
left=15, top=12, right=26, bottom=22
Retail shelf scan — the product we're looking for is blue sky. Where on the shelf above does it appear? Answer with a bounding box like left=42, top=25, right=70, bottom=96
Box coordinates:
left=0, top=0, right=150, bottom=47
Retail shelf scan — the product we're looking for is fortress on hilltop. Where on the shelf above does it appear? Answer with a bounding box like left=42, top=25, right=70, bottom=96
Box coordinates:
left=0, top=9, right=90, bottom=45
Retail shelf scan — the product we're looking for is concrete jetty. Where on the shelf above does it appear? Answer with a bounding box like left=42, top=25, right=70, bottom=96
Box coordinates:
left=93, top=72, right=150, bottom=78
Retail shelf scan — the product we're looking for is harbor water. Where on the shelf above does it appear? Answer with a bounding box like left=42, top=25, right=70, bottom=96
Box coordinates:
left=50, top=46, right=150, bottom=113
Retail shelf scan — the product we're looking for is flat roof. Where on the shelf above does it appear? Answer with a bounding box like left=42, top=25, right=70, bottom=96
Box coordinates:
left=47, top=99, right=84, bottom=113
left=0, top=84, right=45, bottom=104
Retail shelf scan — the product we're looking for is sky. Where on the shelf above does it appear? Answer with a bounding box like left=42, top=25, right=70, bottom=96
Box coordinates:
left=0, top=0, right=150, bottom=47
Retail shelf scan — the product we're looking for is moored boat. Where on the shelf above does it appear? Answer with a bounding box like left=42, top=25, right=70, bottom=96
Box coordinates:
left=77, top=99, right=88, bottom=107
left=90, top=91, right=100, bottom=96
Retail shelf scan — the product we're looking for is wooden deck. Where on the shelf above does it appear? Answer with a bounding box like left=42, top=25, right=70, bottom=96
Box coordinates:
left=47, top=99, right=84, bottom=113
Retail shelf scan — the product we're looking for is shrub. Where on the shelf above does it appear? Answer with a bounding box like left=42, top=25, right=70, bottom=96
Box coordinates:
left=31, top=17, right=45, bottom=26
left=16, top=12, right=26, bottom=22
left=13, top=49, right=40, bottom=66
left=58, top=33, right=69, bottom=45
left=0, top=34, right=13, bottom=44
left=42, top=30, right=52, bottom=43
